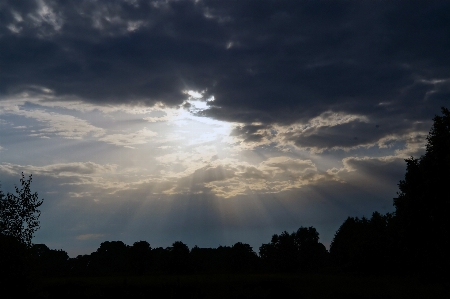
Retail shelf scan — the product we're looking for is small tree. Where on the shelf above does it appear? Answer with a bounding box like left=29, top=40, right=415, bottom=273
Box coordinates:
left=0, top=173, right=44, bottom=247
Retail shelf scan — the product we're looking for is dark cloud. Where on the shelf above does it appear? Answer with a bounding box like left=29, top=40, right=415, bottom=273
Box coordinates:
left=1, top=1, right=449, bottom=133
left=0, top=0, right=222, bottom=104
left=283, top=118, right=430, bottom=152
left=342, top=157, right=405, bottom=187
left=230, top=124, right=270, bottom=143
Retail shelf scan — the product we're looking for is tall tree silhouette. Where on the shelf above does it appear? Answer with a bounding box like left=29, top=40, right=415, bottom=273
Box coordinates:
left=394, top=107, right=450, bottom=275
left=0, top=173, right=43, bottom=294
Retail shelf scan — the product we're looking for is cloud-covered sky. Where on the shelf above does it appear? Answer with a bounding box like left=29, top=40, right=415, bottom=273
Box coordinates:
left=1, top=0, right=448, bottom=256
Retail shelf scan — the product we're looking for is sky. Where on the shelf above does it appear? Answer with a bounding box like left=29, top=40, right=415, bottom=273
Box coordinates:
left=0, top=0, right=449, bottom=257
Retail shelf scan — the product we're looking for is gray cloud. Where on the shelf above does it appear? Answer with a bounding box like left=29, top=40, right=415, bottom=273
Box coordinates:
left=0, top=0, right=444, bottom=175
left=282, top=119, right=429, bottom=152
left=1, top=1, right=448, bottom=125
left=337, top=156, right=406, bottom=188
left=230, top=124, right=270, bottom=143
left=0, top=0, right=222, bottom=105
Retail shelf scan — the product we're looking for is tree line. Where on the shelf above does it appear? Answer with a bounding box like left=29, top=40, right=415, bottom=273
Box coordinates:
left=1, top=108, right=449, bottom=281
left=24, top=226, right=327, bottom=277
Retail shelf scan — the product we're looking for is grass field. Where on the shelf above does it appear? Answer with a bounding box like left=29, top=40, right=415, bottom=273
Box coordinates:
left=34, top=273, right=450, bottom=298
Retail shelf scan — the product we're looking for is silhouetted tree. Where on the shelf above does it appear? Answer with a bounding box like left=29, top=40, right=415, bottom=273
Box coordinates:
left=190, top=246, right=220, bottom=273
left=0, top=233, right=32, bottom=295
left=68, top=254, right=92, bottom=276
left=215, top=245, right=233, bottom=272
left=151, top=247, right=170, bottom=273
left=260, top=226, right=327, bottom=273
left=31, top=244, right=69, bottom=276
left=167, top=241, right=190, bottom=274
left=0, top=174, right=43, bottom=294
left=90, top=241, right=129, bottom=275
left=394, top=107, right=450, bottom=275
left=230, top=242, right=259, bottom=273
left=0, top=173, right=44, bottom=247
left=330, top=212, right=394, bottom=274
left=295, top=227, right=329, bottom=272
left=260, top=231, right=297, bottom=272
left=128, top=241, right=152, bottom=275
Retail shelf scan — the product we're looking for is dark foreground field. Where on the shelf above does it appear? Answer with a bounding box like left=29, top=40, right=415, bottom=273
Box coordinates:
left=35, top=273, right=450, bottom=299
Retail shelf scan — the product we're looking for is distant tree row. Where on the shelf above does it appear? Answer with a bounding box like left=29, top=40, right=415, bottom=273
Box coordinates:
left=29, top=227, right=327, bottom=277
left=66, top=240, right=259, bottom=276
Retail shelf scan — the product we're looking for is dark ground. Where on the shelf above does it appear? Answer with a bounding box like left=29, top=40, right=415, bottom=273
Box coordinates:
left=34, top=273, right=450, bottom=299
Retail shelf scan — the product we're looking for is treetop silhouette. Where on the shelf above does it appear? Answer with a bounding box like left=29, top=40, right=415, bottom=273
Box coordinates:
left=0, top=173, right=44, bottom=247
